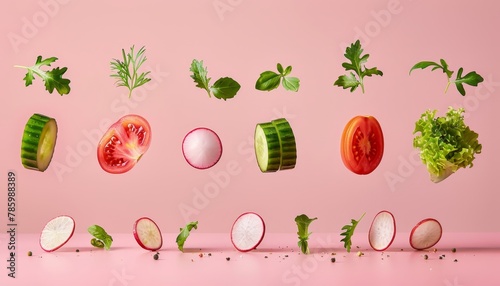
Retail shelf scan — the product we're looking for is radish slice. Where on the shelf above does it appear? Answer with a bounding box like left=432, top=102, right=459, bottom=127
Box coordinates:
left=368, top=211, right=396, bottom=251
left=410, top=218, right=443, bottom=250
left=133, top=217, right=163, bottom=251
left=182, top=127, right=222, bottom=169
left=231, top=212, right=266, bottom=252
left=39, top=215, right=75, bottom=252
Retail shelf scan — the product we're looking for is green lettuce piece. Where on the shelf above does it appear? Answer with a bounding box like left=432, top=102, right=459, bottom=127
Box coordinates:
left=413, top=107, right=482, bottom=183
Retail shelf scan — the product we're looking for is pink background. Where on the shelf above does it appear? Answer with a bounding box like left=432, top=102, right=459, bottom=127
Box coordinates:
left=1, top=0, right=499, bottom=237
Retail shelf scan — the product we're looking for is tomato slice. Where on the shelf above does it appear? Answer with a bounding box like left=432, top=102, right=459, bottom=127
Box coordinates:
left=341, top=116, right=384, bottom=175
left=97, top=114, right=151, bottom=174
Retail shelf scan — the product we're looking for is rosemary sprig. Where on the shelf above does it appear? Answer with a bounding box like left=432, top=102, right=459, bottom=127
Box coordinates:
left=110, top=45, right=151, bottom=98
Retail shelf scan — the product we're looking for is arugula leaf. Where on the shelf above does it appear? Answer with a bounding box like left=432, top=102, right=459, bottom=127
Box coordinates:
left=413, top=107, right=482, bottom=183
left=409, top=59, right=483, bottom=96
left=340, top=213, right=365, bottom=253
left=295, top=214, right=317, bottom=254
left=334, top=40, right=383, bottom=93
left=190, top=59, right=240, bottom=100
left=88, top=225, right=113, bottom=250
left=14, top=56, right=71, bottom=95
left=110, top=45, right=151, bottom=98
left=255, top=63, right=300, bottom=92
left=176, top=221, right=198, bottom=252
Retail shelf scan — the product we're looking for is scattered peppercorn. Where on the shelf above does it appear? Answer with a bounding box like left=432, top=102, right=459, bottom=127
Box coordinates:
left=264, top=256, right=268, bottom=259
left=153, top=253, right=159, bottom=260
left=331, top=258, right=336, bottom=263
left=285, top=255, right=289, bottom=258
left=454, top=259, right=458, bottom=262
left=27, top=251, right=32, bottom=256
left=424, top=254, right=428, bottom=260
left=76, top=249, right=80, bottom=253
left=208, top=253, right=212, bottom=257
left=199, top=253, right=203, bottom=258
left=452, top=248, right=457, bottom=253
left=439, top=256, right=443, bottom=260
left=226, top=257, right=230, bottom=261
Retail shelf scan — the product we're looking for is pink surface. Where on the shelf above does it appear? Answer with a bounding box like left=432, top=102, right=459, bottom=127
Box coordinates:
left=1, top=232, right=500, bottom=285
left=1, top=0, right=500, bottom=284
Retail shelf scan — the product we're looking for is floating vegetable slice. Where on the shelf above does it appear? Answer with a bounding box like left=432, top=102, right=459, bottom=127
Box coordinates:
left=231, top=212, right=266, bottom=252
left=39, top=215, right=75, bottom=252
left=97, top=114, right=151, bottom=174
left=21, top=113, right=58, bottom=172
left=254, top=122, right=281, bottom=172
left=410, top=218, right=443, bottom=250
left=271, top=118, right=297, bottom=170
left=254, top=118, right=296, bottom=172
left=133, top=217, right=163, bottom=251
left=182, top=127, right=223, bottom=169
left=341, top=115, right=384, bottom=175
left=368, top=211, right=396, bottom=251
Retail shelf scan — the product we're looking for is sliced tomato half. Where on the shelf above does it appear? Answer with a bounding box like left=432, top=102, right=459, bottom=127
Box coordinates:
left=341, top=115, right=384, bottom=175
left=97, top=114, right=152, bottom=174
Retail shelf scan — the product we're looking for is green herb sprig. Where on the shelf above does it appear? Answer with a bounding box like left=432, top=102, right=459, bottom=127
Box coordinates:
left=334, top=40, right=383, bottom=93
left=110, top=45, right=151, bottom=98
left=190, top=59, right=241, bottom=100
left=255, top=63, right=300, bottom=92
left=409, top=59, right=483, bottom=96
left=14, top=56, right=71, bottom=95
left=340, top=213, right=365, bottom=253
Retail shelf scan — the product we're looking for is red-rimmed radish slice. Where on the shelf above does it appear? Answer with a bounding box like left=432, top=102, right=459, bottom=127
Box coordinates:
left=133, top=217, right=163, bottom=251
left=39, top=215, right=75, bottom=252
left=368, top=210, right=396, bottom=251
left=182, top=127, right=222, bottom=169
left=231, top=212, right=266, bottom=252
left=410, top=218, right=442, bottom=250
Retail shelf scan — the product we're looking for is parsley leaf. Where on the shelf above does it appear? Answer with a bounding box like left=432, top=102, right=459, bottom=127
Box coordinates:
left=110, top=45, right=151, bottom=98
left=295, top=214, right=317, bottom=254
left=334, top=40, right=383, bottom=93
left=190, top=59, right=240, bottom=100
left=88, top=225, right=113, bottom=250
left=176, top=221, right=198, bottom=252
left=340, top=213, right=365, bottom=253
left=14, top=56, right=71, bottom=95
left=255, top=63, right=300, bottom=92
left=409, top=59, right=483, bottom=96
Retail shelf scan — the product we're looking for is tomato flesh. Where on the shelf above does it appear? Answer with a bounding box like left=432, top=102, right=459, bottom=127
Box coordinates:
left=341, top=116, right=384, bottom=175
left=97, top=114, right=151, bottom=174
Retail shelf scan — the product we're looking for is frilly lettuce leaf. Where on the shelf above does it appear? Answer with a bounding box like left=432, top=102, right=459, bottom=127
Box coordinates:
left=413, top=107, right=482, bottom=183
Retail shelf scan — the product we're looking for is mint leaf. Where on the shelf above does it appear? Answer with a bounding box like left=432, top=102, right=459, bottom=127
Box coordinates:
left=334, top=40, right=383, bottom=93
left=15, top=56, right=71, bottom=95
left=255, top=63, right=300, bottom=92
left=190, top=59, right=240, bottom=100
left=282, top=76, right=300, bottom=92
left=295, top=214, right=317, bottom=254
left=210, top=77, right=241, bottom=100
left=409, top=59, right=483, bottom=96
left=88, top=225, right=113, bottom=250
left=176, top=221, right=198, bottom=252
left=340, top=213, right=365, bottom=253
left=255, top=71, right=281, bottom=91
left=277, top=63, right=284, bottom=74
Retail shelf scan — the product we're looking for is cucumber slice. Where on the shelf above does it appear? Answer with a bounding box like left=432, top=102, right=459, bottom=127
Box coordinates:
left=21, top=114, right=58, bottom=172
left=254, top=122, right=281, bottom=172
left=272, top=118, right=297, bottom=170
